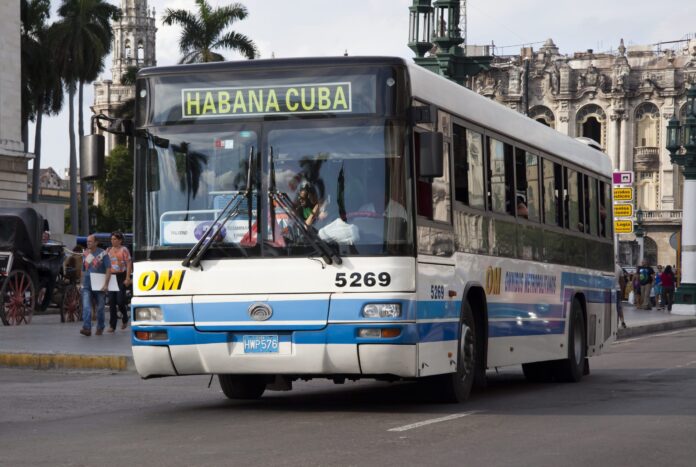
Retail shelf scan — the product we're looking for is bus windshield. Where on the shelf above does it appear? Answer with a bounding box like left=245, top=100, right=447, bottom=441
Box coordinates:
left=134, top=120, right=413, bottom=260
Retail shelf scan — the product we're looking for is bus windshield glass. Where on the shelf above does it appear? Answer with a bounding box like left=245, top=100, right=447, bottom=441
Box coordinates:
left=134, top=121, right=413, bottom=260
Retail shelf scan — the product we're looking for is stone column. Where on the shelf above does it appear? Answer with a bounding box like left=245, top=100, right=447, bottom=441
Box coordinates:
left=619, top=115, right=631, bottom=171
left=672, top=173, right=696, bottom=315
left=609, top=114, right=620, bottom=170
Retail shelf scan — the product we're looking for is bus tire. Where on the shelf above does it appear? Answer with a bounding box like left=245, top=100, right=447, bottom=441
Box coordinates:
left=438, top=301, right=476, bottom=403
left=555, top=298, right=586, bottom=382
left=218, top=375, right=267, bottom=400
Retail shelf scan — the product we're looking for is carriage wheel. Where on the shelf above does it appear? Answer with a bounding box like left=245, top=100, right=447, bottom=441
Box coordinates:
left=60, top=284, right=81, bottom=323
left=0, top=270, right=36, bottom=325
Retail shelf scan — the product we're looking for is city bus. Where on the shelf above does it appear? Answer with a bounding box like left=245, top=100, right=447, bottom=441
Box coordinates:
left=84, top=56, right=617, bottom=402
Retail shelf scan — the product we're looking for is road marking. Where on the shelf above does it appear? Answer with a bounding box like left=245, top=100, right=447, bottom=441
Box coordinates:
left=613, top=327, right=696, bottom=345
left=388, top=411, right=481, bottom=432
left=645, top=360, right=696, bottom=377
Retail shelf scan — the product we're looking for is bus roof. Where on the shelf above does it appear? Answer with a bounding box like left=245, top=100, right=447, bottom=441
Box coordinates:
left=137, top=56, right=612, bottom=177
left=406, top=61, right=613, bottom=177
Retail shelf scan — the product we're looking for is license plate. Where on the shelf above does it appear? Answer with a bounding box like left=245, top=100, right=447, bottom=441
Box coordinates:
left=243, top=335, right=279, bottom=353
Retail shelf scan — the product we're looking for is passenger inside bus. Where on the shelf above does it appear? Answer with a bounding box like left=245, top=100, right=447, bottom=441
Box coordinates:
left=516, top=195, right=529, bottom=219
left=295, top=184, right=326, bottom=226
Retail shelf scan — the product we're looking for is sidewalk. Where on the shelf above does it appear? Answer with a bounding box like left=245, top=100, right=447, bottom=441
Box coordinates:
left=1, top=303, right=695, bottom=373
left=0, top=312, right=134, bottom=372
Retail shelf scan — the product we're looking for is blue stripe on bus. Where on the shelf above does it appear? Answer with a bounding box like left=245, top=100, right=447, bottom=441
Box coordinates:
left=487, top=303, right=564, bottom=319
left=489, top=319, right=565, bottom=337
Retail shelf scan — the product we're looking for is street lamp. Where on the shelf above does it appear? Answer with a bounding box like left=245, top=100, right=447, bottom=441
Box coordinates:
left=408, top=0, right=434, bottom=58
left=665, top=83, right=696, bottom=315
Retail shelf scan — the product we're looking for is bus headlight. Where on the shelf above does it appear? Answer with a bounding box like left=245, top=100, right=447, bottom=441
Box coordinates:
left=362, top=303, right=401, bottom=318
left=134, top=307, right=163, bottom=322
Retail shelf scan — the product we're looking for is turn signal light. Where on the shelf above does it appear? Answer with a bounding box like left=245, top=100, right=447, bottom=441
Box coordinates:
left=357, top=328, right=401, bottom=338
left=135, top=331, right=168, bottom=341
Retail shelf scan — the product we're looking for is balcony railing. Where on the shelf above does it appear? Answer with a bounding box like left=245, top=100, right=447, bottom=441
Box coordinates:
left=633, top=146, right=660, bottom=170
left=640, top=210, right=683, bottom=223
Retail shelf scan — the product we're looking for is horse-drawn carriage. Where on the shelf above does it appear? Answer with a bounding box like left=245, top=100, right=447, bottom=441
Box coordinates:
left=0, top=208, right=81, bottom=325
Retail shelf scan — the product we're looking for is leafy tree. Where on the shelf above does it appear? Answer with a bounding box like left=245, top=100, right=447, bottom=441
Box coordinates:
left=162, top=0, right=258, bottom=64
left=51, top=0, right=121, bottom=235
left=21, top=0, right=64, bottom=203
left=95, top=145, right=133, bottom=233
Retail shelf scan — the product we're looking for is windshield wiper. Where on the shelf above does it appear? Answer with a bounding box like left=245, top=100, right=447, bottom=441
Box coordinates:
left=182, top=146, right=255, bottom=268
left=268, top=146, right=341, bottom=265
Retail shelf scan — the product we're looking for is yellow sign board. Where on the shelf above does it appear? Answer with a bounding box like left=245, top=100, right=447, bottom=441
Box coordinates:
left=613, top=187, right=634, bottom=201
left=614, top=220, right=634, bottom=234
left=613, top=204, right=633, bottom=218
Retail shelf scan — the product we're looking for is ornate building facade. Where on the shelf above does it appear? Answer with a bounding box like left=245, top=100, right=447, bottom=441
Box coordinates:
left=468, top=37, right=696, bottom=267
left=92, top=0, right=156, bottom=155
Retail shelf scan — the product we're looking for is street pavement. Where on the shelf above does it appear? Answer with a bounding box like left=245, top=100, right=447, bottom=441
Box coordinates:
left=0, top=302, right=695, bottom=372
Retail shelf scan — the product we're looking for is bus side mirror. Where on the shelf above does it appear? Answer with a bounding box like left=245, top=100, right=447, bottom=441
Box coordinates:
left=419, top=131, right=444, bottom=179
left=80, top=134, right=105, bottom=180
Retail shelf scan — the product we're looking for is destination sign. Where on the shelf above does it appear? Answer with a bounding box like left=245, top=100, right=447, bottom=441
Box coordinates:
left=613, top=187, right=634, bottom=202
left=613, top=204, right=633, bottom=218
left=614, top=220, right=634, bottom=234
left=181, top=83, right=352, bottom=118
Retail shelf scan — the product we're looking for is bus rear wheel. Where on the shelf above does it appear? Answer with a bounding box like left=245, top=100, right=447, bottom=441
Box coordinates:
left=555, top=299, right=586, bottom=382
left=218, top=375, right=267, bottom=400
left=437, top=301, right=476, bottom=403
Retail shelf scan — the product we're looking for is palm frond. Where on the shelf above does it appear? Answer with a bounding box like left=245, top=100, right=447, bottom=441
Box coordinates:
left=214, top=31, right=258, bottom=59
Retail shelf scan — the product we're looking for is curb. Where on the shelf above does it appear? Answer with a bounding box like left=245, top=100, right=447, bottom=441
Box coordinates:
left=0, top=352, right=135, bottom=372
left=616, top=318, right=696, bottom=339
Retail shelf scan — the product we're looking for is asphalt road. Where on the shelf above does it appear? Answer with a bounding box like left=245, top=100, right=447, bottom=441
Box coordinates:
left=1, top=328, right=695, bottom=467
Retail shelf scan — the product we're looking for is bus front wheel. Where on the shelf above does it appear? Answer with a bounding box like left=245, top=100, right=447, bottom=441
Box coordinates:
left=218, top=375, right=267, bottom=400
left=437, top=301, right=476, bottom=403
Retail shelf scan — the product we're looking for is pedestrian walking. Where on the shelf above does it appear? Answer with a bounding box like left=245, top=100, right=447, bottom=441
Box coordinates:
left=654, top=265, right=663, bottom=309
left=661, top=265, right=676, bottom=312
left=637, top=260, right=655, bottom=310
left=107, top=231, right=132, bottom=332
left=79, top=234, right=111, bottom=337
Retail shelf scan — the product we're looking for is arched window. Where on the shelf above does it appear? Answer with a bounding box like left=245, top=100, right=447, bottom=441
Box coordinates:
left=529, top=106, right=555, bottom=128
left=576, top=104, right=606, bottom=148
left=634, top=103, right=660, bottom=147
left=124, top=39, right=132, bottom=59
left=137, top=42, right=144, bottom=62
left=643, top=236, right=658, bottom=266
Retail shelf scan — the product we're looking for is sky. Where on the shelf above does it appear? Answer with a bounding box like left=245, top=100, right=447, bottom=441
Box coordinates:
left=30, top=0, right=696, bottom=175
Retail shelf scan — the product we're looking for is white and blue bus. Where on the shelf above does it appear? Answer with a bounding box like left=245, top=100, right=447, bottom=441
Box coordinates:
left=88, top=56, right=616, bottom=401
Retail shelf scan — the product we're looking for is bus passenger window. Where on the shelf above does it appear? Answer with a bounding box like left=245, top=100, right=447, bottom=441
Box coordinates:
left=487, top=137, right=514, bottom=215
left=453, top=126, right=485, bottom=209
left=587, top=176, right=599, bottom=236
left=416, top=132, right=451, bottom=223
left=542, top=159, right=563, bottom=227
left=514, top=149, right=540, bottom=222
left=598, top=181, right=609, bottom=237
left=415, top=132, right=433, bottom=219
left=568, top=169, right=584, bottom=232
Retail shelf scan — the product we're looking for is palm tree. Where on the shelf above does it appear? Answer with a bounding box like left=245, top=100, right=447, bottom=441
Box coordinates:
left=51, top=0, right=120, bottom=235
left=22, top=0, right=65, bottom=204
left=162, top=0, right=258, bottom=64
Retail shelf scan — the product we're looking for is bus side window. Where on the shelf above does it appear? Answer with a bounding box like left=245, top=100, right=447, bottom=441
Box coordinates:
left=415, top=132, right=451, bottom=223
left=514, top=149, right=540, bottom=222
left=453, top=125, right=485, bottom=209
left=587, top=175, right=599, bottom=236
left=599, top=181, right=609, bottom=237
left=415, top=132, right=433, bottom=219
left=567, top=169, right=585, bottom=232
left=487, top=137, right=514, bottom=215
